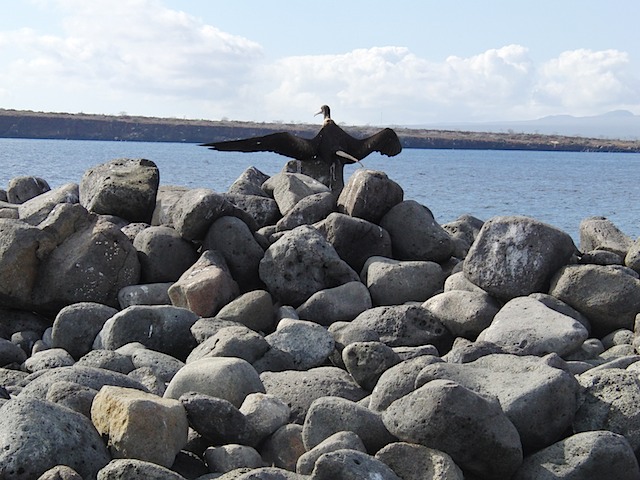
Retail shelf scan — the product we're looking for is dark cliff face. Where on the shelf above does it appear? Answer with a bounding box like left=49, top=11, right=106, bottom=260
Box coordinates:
left=1, top=109, right=639, bottom=153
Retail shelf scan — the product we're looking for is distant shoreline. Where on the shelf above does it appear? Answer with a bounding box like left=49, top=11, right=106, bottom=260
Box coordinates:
left=1, top=108, right=639, bottom=153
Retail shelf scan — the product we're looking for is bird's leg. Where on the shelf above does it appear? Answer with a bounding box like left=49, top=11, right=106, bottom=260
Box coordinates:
left=336, top=150, right=364, bottom=168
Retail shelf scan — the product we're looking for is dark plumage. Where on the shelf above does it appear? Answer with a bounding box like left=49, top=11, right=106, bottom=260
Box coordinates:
left=201, top=105, right=402, bottom=193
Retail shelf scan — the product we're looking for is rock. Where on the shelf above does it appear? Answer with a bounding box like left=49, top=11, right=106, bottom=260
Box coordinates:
left=303, top=396, right=396, bottom=453
left=34, top=216, right=140, bottom=311
left=476, top=296, right=589, bottom=356
left=0, top=337, right=28, bottom=366
left=190, top=317, right=244, bottom=344
left=260, top=423, right=306, bottom=472
left=602, top=328, right=634, bottom=349
left=205, top=444, right=264, bottom=473
left=0, top=397, right=110, bottom=479
left=18, top=183, right=80, bottom=225
left=164, top=357, right=265, bottom=408
left=512, top=430, right=640, bottom=480
left=296, top=281, right=371, bottom=326
left=23, top=348, right=75, bottom=372
left=96, top=305, right=198, bottom=361
left=260, top=367, right=368, bottom=423
left=91, top=386, right=188, bottom=467
left=368, top=355, right=443, bottom=412
left=380, top=200, right=454, bottom=263
left=0, top=218, right=55, bottom=309
left=202, top=216, right=265, bottom=289
left=361, top=256, right=443, bottom=306
left=314, top=212, right=393, bottom=272
left=79, top=158, right=159, bottom=223
left=423, top=290, right=500, bottom=340
left=276, top=191, right=335, bottom=232
left=342, top=341, right=401, bottom=391
left=415, top=353, right=580, bottom=451
left=120, top=222, right=148, bottom=242
left=327, top=321, right=381, bottom=368
left=128, top=367, right=166, bottom=396
left=186, top=325, right=269, bottom=364
left=625, top=237, right=640, bottom=273
left=11, top=330, right=40, bottom=356
left=375, top=442, right=464, bottom=480
left=118, top=282, right=173, bottom=308
left=296, top=431, right=366, bottom=475
left=382, top=379, right=523, bottom=480
left=579, top=216, right=634, bottom=257
left=549, top=264, right=640, bottom=336
left=0, top=307, right=50, bottom=337
left=133, top=225, right=198, bottom=283
left=263, top=172, right=329, bottom=215
left=337, top=169, right=404, bottom=223
left=97, top=459, right=187, bottom=480
left=130, top=349, right=185, bottom=383
left=573, top=368, right=640, bottom=455
left=51, top=302, right=118, bottom=359
left=36, top=465, right=84, bottom=480
left=76, top=349, right=135, bottom=374
left=19, top=365, right=148, bottom=399
left=45, top=381, right=97, bottom=418
left=442, top=214, right=484, bottom=252
left=6, top=175, right=50, bottom=204
left=151, top=185, right=188, bottom=226
left=259, top=225, right=359, bottom=307
left=179, top=392, right=257, bottom=446
left=443, top=271, right=486, bottom=294
left=579, top=249, right=624, bottom=265
left=311, top=449, right=401, bottom=480
left=224, top=193, right=281, bottom=229
left=463, top=215, right=576, bottom=300
left=240, top=392, right=291, bottom=442
left=227, top=166, right=271, bottom=197
left=350, top=304, right=453, bottom=352
left=265, top=319, right=335, bottom=370
left=215, top=289, right=275, bottom=333
left=168, top=250, right=240, bottom=317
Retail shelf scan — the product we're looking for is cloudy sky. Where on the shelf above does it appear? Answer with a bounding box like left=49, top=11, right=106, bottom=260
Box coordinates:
left=1, top=0, right=638, bottom=125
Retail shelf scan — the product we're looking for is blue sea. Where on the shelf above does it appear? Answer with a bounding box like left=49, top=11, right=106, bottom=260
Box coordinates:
left=1, top=138, right=638, bottom=242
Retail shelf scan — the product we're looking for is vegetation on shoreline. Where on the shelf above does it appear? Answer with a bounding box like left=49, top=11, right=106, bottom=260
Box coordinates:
left=1, top=108, right=639, bottom=153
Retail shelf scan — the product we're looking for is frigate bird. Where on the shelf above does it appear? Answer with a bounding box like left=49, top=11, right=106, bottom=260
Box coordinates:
left=201, top=105, right=402, bottom=193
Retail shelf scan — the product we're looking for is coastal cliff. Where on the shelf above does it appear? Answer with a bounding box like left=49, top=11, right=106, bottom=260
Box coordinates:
left=1, top=108, right=639, bottom=152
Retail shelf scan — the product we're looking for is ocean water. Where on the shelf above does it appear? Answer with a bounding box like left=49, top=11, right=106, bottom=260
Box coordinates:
left=1, top=138, right=638, bottom=242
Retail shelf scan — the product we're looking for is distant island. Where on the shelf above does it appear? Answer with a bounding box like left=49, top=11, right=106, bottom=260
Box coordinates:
left=1, top=108, right=639, bottom=153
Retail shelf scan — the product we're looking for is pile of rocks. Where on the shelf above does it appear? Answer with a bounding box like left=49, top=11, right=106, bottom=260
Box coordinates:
left=1, top=157, right=640, bottom=479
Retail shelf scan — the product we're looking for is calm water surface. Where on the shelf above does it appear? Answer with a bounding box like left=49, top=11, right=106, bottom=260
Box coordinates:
left=1, top=138, right=638, bottom=241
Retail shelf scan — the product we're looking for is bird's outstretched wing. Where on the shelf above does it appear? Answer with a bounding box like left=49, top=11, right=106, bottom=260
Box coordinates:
left=347, top=128, right=402, bottom=160
left=201, top=132, right=317, bottom=160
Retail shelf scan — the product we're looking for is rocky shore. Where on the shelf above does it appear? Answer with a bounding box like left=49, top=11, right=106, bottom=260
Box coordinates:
left=1, top=157, right=640, bottom=479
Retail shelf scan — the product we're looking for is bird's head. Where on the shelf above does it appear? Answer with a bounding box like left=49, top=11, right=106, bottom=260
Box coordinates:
left=314, top=105, right=331, bottom=120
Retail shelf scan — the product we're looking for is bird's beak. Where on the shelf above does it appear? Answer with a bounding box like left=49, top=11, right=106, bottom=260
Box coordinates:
left=314, top=108, right=322, bottom=116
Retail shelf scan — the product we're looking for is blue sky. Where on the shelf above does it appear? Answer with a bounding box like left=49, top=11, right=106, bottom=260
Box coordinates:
left=0, top=0, right=638, bottom=125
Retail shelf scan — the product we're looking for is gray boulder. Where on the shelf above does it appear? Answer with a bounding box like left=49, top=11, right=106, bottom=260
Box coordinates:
left=265, top=319, right=335, bottom=370
left=296, top=431, right=366, bottom=475
left=375, top=442, right=464, bottom=480
left=296, top=281, right=372, bottom=326
left=382, top=379, right=523, bottom=480
left=350, top=304, right=453, bottom=352
left=512, top=430, right=640, bottom=480
left=18, top=183, right=79, bottom=225
left=423, top=290, right=500, bottom=340
left=34, top=216, right=140, bottom=311
left=214, top=289, right=275, bottom=333
left=549, top=264, right=640, bottom=336
left=186, top=325, right=269, bottom=364
left=240, top=392, right=291, bottom=442
left=362, top=256, right=443, bottom=306
left=259, top=225, right=359, bottom=306
left=276, top=191, right=335, bottom=232
left=133, top=225, right=198, bottom=283
left=6, top=175, right=50, bottom=204
left=23, top=348, right=75, bottom=372
left=227, top=166, right=270, bottom=197
left=463, top=215, right=576, bottom=300
left=95, top=305, right=198, bottom=361
left=443, top=271, right=487, bottom=294
left=314, top=212, right=393, bottom=272
left=205, top=444, right=263, bottom=473
left=0, top=397, right=110, bottom=479
left=80, top=158, right=159, bottom=223
left=97, top=459, right=186, bottom=480
left=224, top=193, right=281, bottom=229
left=130, top=348, right=184, bottom=383
left=202, top=216, right=265, bottom=289
left=151, top=185, right=188, bottom=226
left=442, top=214, right=484, bottom=256
left=337, top=169, right=404, bottom=223
left=477, top=296, right=589, bottom=356
left=579, top=216, right=634, bottom=257
left=342, top=341, right=401, bottom=391
left=261, top=367, right=368, bottom=423
left=259, top=423, right=306, bottom=472
left=76, top=349, right=134, bottom=374
left=415, top=353, right=581, bottom=451
left=45, top=381, right=98, bottom=418
left=327, top=321, right=381, bottom=368
left=380, top=200, right=454, bottom=263
left=625, top=237, right=640, bottom=273
left=0, top=338, right=28, bottom=366
left=36, top=465, right=84, bottom=480
left=311, top=449, right=401, bottom=480
left=263, top=172, right=329, bottom=215
left=51, top=302, right=118, bottom=359
left=117, top=282, right=172, bottom=308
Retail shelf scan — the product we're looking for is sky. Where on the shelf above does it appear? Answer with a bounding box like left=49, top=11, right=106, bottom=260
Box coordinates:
left=0, top=0, right=639, bottom=126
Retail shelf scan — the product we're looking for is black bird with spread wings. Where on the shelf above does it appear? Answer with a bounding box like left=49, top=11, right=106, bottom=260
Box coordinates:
left=201, top=105, right=402, bottom=193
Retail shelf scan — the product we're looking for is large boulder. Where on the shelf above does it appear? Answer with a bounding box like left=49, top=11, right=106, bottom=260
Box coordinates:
left=80, top=158, right=159, bottom=223
left=296, top=281, right=372, bottom=326
left=276, top=191, right=335, bottom=232
left=337, top=169, right=404, bottom=223
left=259, top=225, right=359, bottom=306
left=463, top=215, right=576, bottom=300
left=133, top=225, right=198, bottom=283
left=549, top=264, right=640, bottom=336
left=18, top=183, right=79, bottom=225
left=579, top=216, right=634, bottom=257
left=6, top=175, right=50, bottom=204
left=263, top=172, right=329, bottom=215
